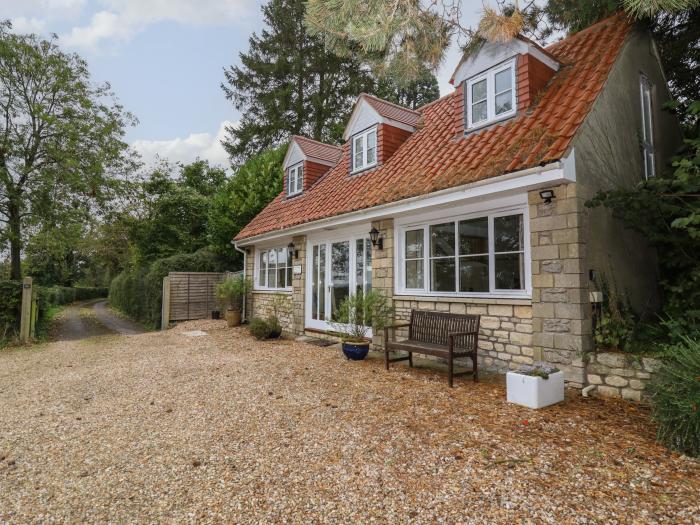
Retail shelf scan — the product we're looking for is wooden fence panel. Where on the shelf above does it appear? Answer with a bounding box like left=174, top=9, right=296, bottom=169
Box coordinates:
left=166, top=272, right=240, bottom=322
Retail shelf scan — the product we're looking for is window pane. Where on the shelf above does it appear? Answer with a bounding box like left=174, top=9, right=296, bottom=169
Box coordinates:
left=288, top=170, right=294, bottom=194
left=277, top=266, right=287, bottom=288
left=495, top=90, right=512, bottom=115
left=459, top=256, right=489, bottom=292
left=356, top=239, right=364, bottom=294
left=405, top=229, right=424, bottom=259
left=353, top=135, right=363, bottom=170
left=495, top=68, right=512, bottom=94
left=312, top=245, right=319, bottom=319
left=430, top=223, right=455, bottom=257
left=495, top=253, right=524, bottom=290
left=494, top=215, right=523, bottom=252
left=278, top=248, right=287, bottom=266
left=319, top=244, right=326, bottom=319
left=365, top=238, right=372, bottom=294
left=286, top=266, right=293, bottom=287
left=296, top=165, right=303, bottom=192
left=406, top=260, right=424, bottom=289
left=472, top=100, right=487, bottom=123
left=431, top=259, right=456, bottom=292
left=471, top=78, right=487, bottom=102
left=259, top=251, right=267, bottom=286
left=367, top=131, right=376, bottom=164
left=267, top=266, right=276, bottom=289
left=459, top=218, right=488, bottom=255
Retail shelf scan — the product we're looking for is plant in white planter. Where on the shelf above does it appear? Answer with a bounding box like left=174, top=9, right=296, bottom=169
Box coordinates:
left=506, top=362, right=565, bottom=409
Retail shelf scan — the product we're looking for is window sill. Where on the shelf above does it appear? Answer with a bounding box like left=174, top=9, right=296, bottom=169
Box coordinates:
left=465, top=112, right=517, bottom=135
left=394, top=292, right=531, bottom=305
left=349, top=163, right=378, bottom=176
left=253, top=289, right=293, bottom=294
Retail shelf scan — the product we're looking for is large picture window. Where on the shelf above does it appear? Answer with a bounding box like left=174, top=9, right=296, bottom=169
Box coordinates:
left=400, top=211, right=527, bottom=296
left=257, top=247, right=293, bottom=290
left=465, top=60, right=516, bottom=129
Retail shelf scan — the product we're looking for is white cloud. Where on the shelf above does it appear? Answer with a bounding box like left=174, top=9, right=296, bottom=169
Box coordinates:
left=62, top=0, right=253, bottom=52
left=131, top=120, right=235, bottom=168
left=10, top=17, right=47, bottom=35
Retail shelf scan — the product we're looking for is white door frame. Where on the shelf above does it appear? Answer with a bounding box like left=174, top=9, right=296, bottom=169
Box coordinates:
left=304, top=225, right=373, bottom=334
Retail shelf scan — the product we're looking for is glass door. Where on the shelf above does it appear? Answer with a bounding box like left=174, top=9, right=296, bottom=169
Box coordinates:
left=306, top=236, right=373, bottom=331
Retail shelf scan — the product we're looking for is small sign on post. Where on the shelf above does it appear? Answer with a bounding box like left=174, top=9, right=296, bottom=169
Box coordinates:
left=19, top=277, right=33, bottom=343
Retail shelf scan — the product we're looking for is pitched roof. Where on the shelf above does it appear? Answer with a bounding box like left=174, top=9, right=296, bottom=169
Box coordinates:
left=359, top=93, right=421, bottom=127
left=291, top=135, right=342, bottom=164
left=236, top=14, right=631, bottom=241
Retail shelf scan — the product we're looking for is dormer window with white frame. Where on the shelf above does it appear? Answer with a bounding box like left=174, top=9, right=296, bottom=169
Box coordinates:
left=287, top=163, right=303, bottom=196
left=465, top=60, right=516, bottom=130
left=351, top=126, right=377, bottom=173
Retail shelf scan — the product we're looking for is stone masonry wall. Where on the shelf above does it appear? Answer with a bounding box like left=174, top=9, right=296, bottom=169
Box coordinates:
left=370, top=218, right=394, bottom=348
left=529, top=183, right=592, bottom=388
left=586, top=352, right=662, bottom=402
left=250, top=291, right=294, bottom=332
left=290, top=235, right=306, bottom=335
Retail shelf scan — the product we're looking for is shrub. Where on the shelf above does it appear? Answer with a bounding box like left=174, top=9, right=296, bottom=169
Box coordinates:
left=648, top=337, right=700, bottom=457
left=215, top=275, right=251, bottom=311
left=0, top=280, right=22, bottom=344
left=249, top=317, right=271, bottom=340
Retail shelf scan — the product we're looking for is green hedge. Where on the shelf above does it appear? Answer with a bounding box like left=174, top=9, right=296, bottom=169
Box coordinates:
left=109, top=249, right=231, bottom=329
left=0, top=280, right=22, bottom=343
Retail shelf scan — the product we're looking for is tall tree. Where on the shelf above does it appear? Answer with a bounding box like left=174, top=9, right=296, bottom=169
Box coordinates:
left=0, top=22, right=136, bottom=280
left=376, top=65, right=441, bottom=109
left=222, top=0, right=374, bottom=162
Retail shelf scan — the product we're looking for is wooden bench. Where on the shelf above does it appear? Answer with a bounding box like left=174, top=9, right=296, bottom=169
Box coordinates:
left=383, top=310, right=481, bottom=387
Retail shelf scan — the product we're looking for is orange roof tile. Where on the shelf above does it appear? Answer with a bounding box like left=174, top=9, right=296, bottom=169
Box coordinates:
left=236, top=14, right=631, bottom=241
left=360, top=93, right=421, bottom=127
left=291, top=135, right=342, bottom=164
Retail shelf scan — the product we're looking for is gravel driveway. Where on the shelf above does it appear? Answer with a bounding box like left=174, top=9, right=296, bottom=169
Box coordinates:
left=1, top=320, right=698, bottom=524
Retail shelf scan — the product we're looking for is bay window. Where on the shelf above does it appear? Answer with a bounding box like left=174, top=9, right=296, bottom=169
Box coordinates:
left=400, top=211, right=527, bottom=296
left=257, top=247, right=293, bottom=290
left=352, top=126, right=377, bottom=172
left=466, top=60, right=516, bottom=129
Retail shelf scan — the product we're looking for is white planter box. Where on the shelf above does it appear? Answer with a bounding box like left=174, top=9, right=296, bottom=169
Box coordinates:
left=506, top=371, right=565, bottom=409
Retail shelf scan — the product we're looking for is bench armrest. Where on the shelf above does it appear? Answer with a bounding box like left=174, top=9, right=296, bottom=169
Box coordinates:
left=389, top=322, right=411, bottom=329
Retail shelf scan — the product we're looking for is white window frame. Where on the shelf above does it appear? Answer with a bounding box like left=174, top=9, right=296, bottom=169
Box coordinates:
left=351, top=126, right=378, bottom=173
left=465, top=59, right=517, bottom=130
left=396, top=205, right=530, bottom=299
left=255, top=246, right=293, bottom=291
left=287, top=162, right=303, bottom=196
left=639, top=74, right=655, bottom=179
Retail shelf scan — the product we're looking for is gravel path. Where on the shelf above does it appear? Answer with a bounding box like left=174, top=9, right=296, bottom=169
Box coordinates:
left=50, top=300, right=146, bottom=341
left=0, top=320, right=697, bottom=524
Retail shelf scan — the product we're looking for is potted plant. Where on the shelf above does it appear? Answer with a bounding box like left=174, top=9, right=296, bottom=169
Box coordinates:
left=330, top=290, right=393, bottom=360
left=215, top=275, right=251, bottom=327
left=266, top=294, right=292, bottom=339
left=506, top=362, right=565, bottom=409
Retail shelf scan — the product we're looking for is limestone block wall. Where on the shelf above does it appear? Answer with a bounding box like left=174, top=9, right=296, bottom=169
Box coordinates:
left=370, top=218, right=395, bottom=348
left=586, top=352, right=662, bottom=402
left=529, top=183, right=592, bottom=388
left=250, top=291, right=294, bottom=332
left=291, top=235, right=306, bottom=335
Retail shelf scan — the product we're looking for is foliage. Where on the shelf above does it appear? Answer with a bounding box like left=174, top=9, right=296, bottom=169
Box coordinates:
left=329, top=290, right=394, bottom=342
left=594, top=276, right=637, bottom=351
left=222, top=0, right=375, bottom=161
left=249, top=317, right=273, bottom=340
left=587, top=101, right=700, bottom=340
left=648, top=337, right=700, bottom=457
left=266, top=294, right=292, bottom=334
left=305, top=0, right=454, bottom=87
left=516, top=362, right=561, bottom=380
left=375, top=65, right=440, bottom=109
left=207, top=146, right=286, bottom=255
left=215, top=275, right=251, bottom=311
left=0, top=280, right=21, bottom=344
left=0, top=21, right=137, bottom=280
left=109, top=249, right=230, bottom=329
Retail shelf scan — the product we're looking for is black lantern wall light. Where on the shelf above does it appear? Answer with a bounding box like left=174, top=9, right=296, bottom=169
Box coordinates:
left=369, top=227, right=383, bottom=250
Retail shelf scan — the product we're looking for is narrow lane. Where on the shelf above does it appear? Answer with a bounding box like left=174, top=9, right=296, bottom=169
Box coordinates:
left=49, top=299, right=145, bottom=341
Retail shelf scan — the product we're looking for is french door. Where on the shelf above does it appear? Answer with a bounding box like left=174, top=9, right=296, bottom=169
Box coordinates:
left=307, top=236, right=372, bottom=331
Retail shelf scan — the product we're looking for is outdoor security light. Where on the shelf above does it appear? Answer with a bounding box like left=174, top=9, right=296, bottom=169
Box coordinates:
left=539, top=189, right=555, bottom=204
left=369, top=227, right=383, bottom=250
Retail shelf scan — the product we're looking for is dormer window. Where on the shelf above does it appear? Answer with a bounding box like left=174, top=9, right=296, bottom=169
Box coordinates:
left=351, top=126, right=377, bottom=173
left=287, top=163, right=303, bottom=196
left=465, top=60, right=516, bottom=130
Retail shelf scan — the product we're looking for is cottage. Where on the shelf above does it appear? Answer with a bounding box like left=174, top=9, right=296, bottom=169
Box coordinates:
left=234, top=14, right=681, bottom=387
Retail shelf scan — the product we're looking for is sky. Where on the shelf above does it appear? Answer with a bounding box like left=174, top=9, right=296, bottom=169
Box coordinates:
left=5, top=0, right=484, bottom=169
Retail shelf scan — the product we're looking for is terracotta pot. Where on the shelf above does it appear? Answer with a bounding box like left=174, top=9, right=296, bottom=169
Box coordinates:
left=225, top=309, right=241, bottom=327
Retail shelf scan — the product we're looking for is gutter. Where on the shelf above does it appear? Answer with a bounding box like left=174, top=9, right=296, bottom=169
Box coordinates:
left=232, top=241, right=248, bottom=323
left=237, top=158, right=572, bottom=246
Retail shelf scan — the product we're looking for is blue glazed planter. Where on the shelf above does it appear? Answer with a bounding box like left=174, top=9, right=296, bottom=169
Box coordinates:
left=342, top=341, right=370, bottom=361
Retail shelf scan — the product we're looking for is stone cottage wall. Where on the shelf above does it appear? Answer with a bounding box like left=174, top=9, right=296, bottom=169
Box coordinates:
left=250, top=291, right=294, bottom=332
left=586, top=352, right=662, bottom=401
left=529, top=183, right=592, bottom=389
